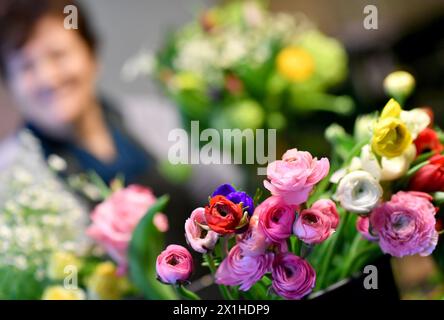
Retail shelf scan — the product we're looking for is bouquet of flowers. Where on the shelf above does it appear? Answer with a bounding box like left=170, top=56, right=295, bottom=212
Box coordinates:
left=0, top=132, right=173, bottom=300
left=0, top=132, right=90, bottom=299
left=151, top=0, right=353, bottom=133
left=49, top=170, right=175, bottom=300
left=154, top=71, right=444, bottom=300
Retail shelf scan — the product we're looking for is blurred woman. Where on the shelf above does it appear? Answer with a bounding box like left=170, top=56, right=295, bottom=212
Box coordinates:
left=0, top=0, right=198, bottom=236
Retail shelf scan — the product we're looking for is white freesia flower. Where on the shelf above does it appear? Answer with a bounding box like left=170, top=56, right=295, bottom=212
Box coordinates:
left=354, top=113, right=377, bottom=142
left=336, top=170, right=383, bottom=214
left=400, top=108, right=430, bottom=139
left=360, top=144, right=416, bottom=181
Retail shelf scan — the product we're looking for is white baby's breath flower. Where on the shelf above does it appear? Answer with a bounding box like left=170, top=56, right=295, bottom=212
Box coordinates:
left=0, top=131, right=91, bottom=299
left=218, top=36, right=248, bottom=68
left=14, top=256, right=28, bottom=270
left=12, top=168, right=33, bottom=185
left=47, top=154, right=67, bottom=172
left=336, top=170, right=383, bottom=215
left=174, top=37, right=218, bottom=75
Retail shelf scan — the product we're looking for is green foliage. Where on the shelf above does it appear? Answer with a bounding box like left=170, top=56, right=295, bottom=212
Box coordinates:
left=128, top=195, right=177, bottom=300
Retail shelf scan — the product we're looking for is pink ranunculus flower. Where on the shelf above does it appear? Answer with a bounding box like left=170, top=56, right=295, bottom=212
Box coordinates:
left=215, top=244, right=274, bottom=291
left=356, top=216, right=379, bottom=241
left=370, top=191, right=438, bottom=257
left=185, top=208, right=219, bottom=253
left=237, top=215, right=270, bottom=256
left=293, top=199, right=339, bottom=244
left=156, top=245, right=193, bottom=284
left=87, top=185, right=167, bottom=274
left=272, top=253, right=316, bottom=300
left=255, top=196, right=296, bottom=243
left=264, top=149, right=330, bottom=205
left=154, top=213, right=170, bottom=233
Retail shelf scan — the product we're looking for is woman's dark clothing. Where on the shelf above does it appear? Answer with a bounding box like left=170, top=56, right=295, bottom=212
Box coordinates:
left=25, top=97, right=198, bottom=248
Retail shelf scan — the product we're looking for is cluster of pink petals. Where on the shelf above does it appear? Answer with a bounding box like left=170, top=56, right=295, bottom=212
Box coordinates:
left=217, top=195, right=319, bottom=299
left=237, top=215, right=270, bottom=256
left=87, top=185, right=168, bottom=274
left=293, top=199, right=339, bottom=245
left=370, top=191, right=438, bottom=257
left=264, top=149, right=330, bottom=206
left=185, top=208, right=219, bottom=253
left=215, top=244, right=274, bottom=291
left=156, top=245, right=193, bottom=284
left=356, top=216, right=379, bottom=242
left=272, top=253, right=316, bottom=300
left=255, top=196, right=297, bottom=243
left=158, top=149, right=333, bottom=300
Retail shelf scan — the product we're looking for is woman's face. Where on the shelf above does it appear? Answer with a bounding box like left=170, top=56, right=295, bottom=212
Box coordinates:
left=5, top=15, right=98, bottom=135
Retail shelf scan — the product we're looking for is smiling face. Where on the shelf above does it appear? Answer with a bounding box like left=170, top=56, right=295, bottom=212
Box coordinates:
left=5, top=15, right=99, bottom=136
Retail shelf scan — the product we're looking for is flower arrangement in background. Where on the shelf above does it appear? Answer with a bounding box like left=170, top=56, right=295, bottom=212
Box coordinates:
left=41, top=180, right=172, bottom=300
left=150, top=0, right=353, bottom=133
left=0, top=132, right=89, bottom=299
left=0, top=132, right=172, bottom=300
left=155, top=71, right=444, bottom=300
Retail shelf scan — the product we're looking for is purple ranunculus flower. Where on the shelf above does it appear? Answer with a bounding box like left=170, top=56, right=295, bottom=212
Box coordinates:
left=212, top=184, right=255, bottom=216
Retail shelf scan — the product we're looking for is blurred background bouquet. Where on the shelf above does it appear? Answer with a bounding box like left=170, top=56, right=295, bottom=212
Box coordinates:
left=0, top=132, right=172, bottom=300
left=151, top=1, right=354, bottom=150
left=0, top=132, right=90, bottom=299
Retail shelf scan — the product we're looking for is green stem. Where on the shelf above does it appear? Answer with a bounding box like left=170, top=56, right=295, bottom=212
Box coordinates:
left=406, top=160, right=429, bottom=178
left=339, top=232, right=363, bottom=279
left=316, top=211, right=350, bottom=290
left=344, top=140, right=369, bottom=167
left=412, top=151, right=434, bottom=166
left=175, top=284, right=201, bottom=300
left=290, top=236, right=301, bottom=255
left=348, top=245, right=381, bottom=273
left=204, top=253, right=234, bottom=300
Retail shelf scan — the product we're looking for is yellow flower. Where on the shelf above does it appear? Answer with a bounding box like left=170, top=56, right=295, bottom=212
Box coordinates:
left=276, top=47, right=314, bottom=82
left=42, top=286, right=86, bottom=300
left=87, top=262, right=131, bottom=300
left=47, top=251, right=83, bottom=281
left=380, top=98, right=402, bottom=119
left=372, top=99, right=412, bottom=158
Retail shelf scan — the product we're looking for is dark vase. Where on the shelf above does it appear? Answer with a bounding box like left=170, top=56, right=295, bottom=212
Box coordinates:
left=311, top=255, right=399, bottom=300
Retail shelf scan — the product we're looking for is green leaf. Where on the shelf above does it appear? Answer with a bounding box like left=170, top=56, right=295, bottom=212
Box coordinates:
left=128, top=195, right=177, bottom=300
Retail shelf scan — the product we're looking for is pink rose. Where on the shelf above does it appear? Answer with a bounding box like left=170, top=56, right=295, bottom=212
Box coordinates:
left=87, top=185, right=167, bottom=273
left=264, top=149, right=330, bottom=205
left=356, top=216, right=378, bottom=241
left=272, top=253, right=316, bottom=300
left=255, top=196, right=296, bottom=243
left=370, top=191, right=438, bottom=257
left=215, top=244, right=274, bottom=291
left=237, top=215, right=270, bottom=256
left=185, top=208, right=219, bottom=253
left=293, top=199, right=339, bottom=244
left=156, top=245, right=193, bottom=284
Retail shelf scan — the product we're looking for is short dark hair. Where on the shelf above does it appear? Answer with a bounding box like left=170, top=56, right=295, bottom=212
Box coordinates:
left=0, top=0, right=98, bottom=79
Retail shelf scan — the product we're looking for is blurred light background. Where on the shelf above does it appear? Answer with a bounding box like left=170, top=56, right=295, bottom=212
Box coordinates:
left=2, top=0, right=444, bottom=141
